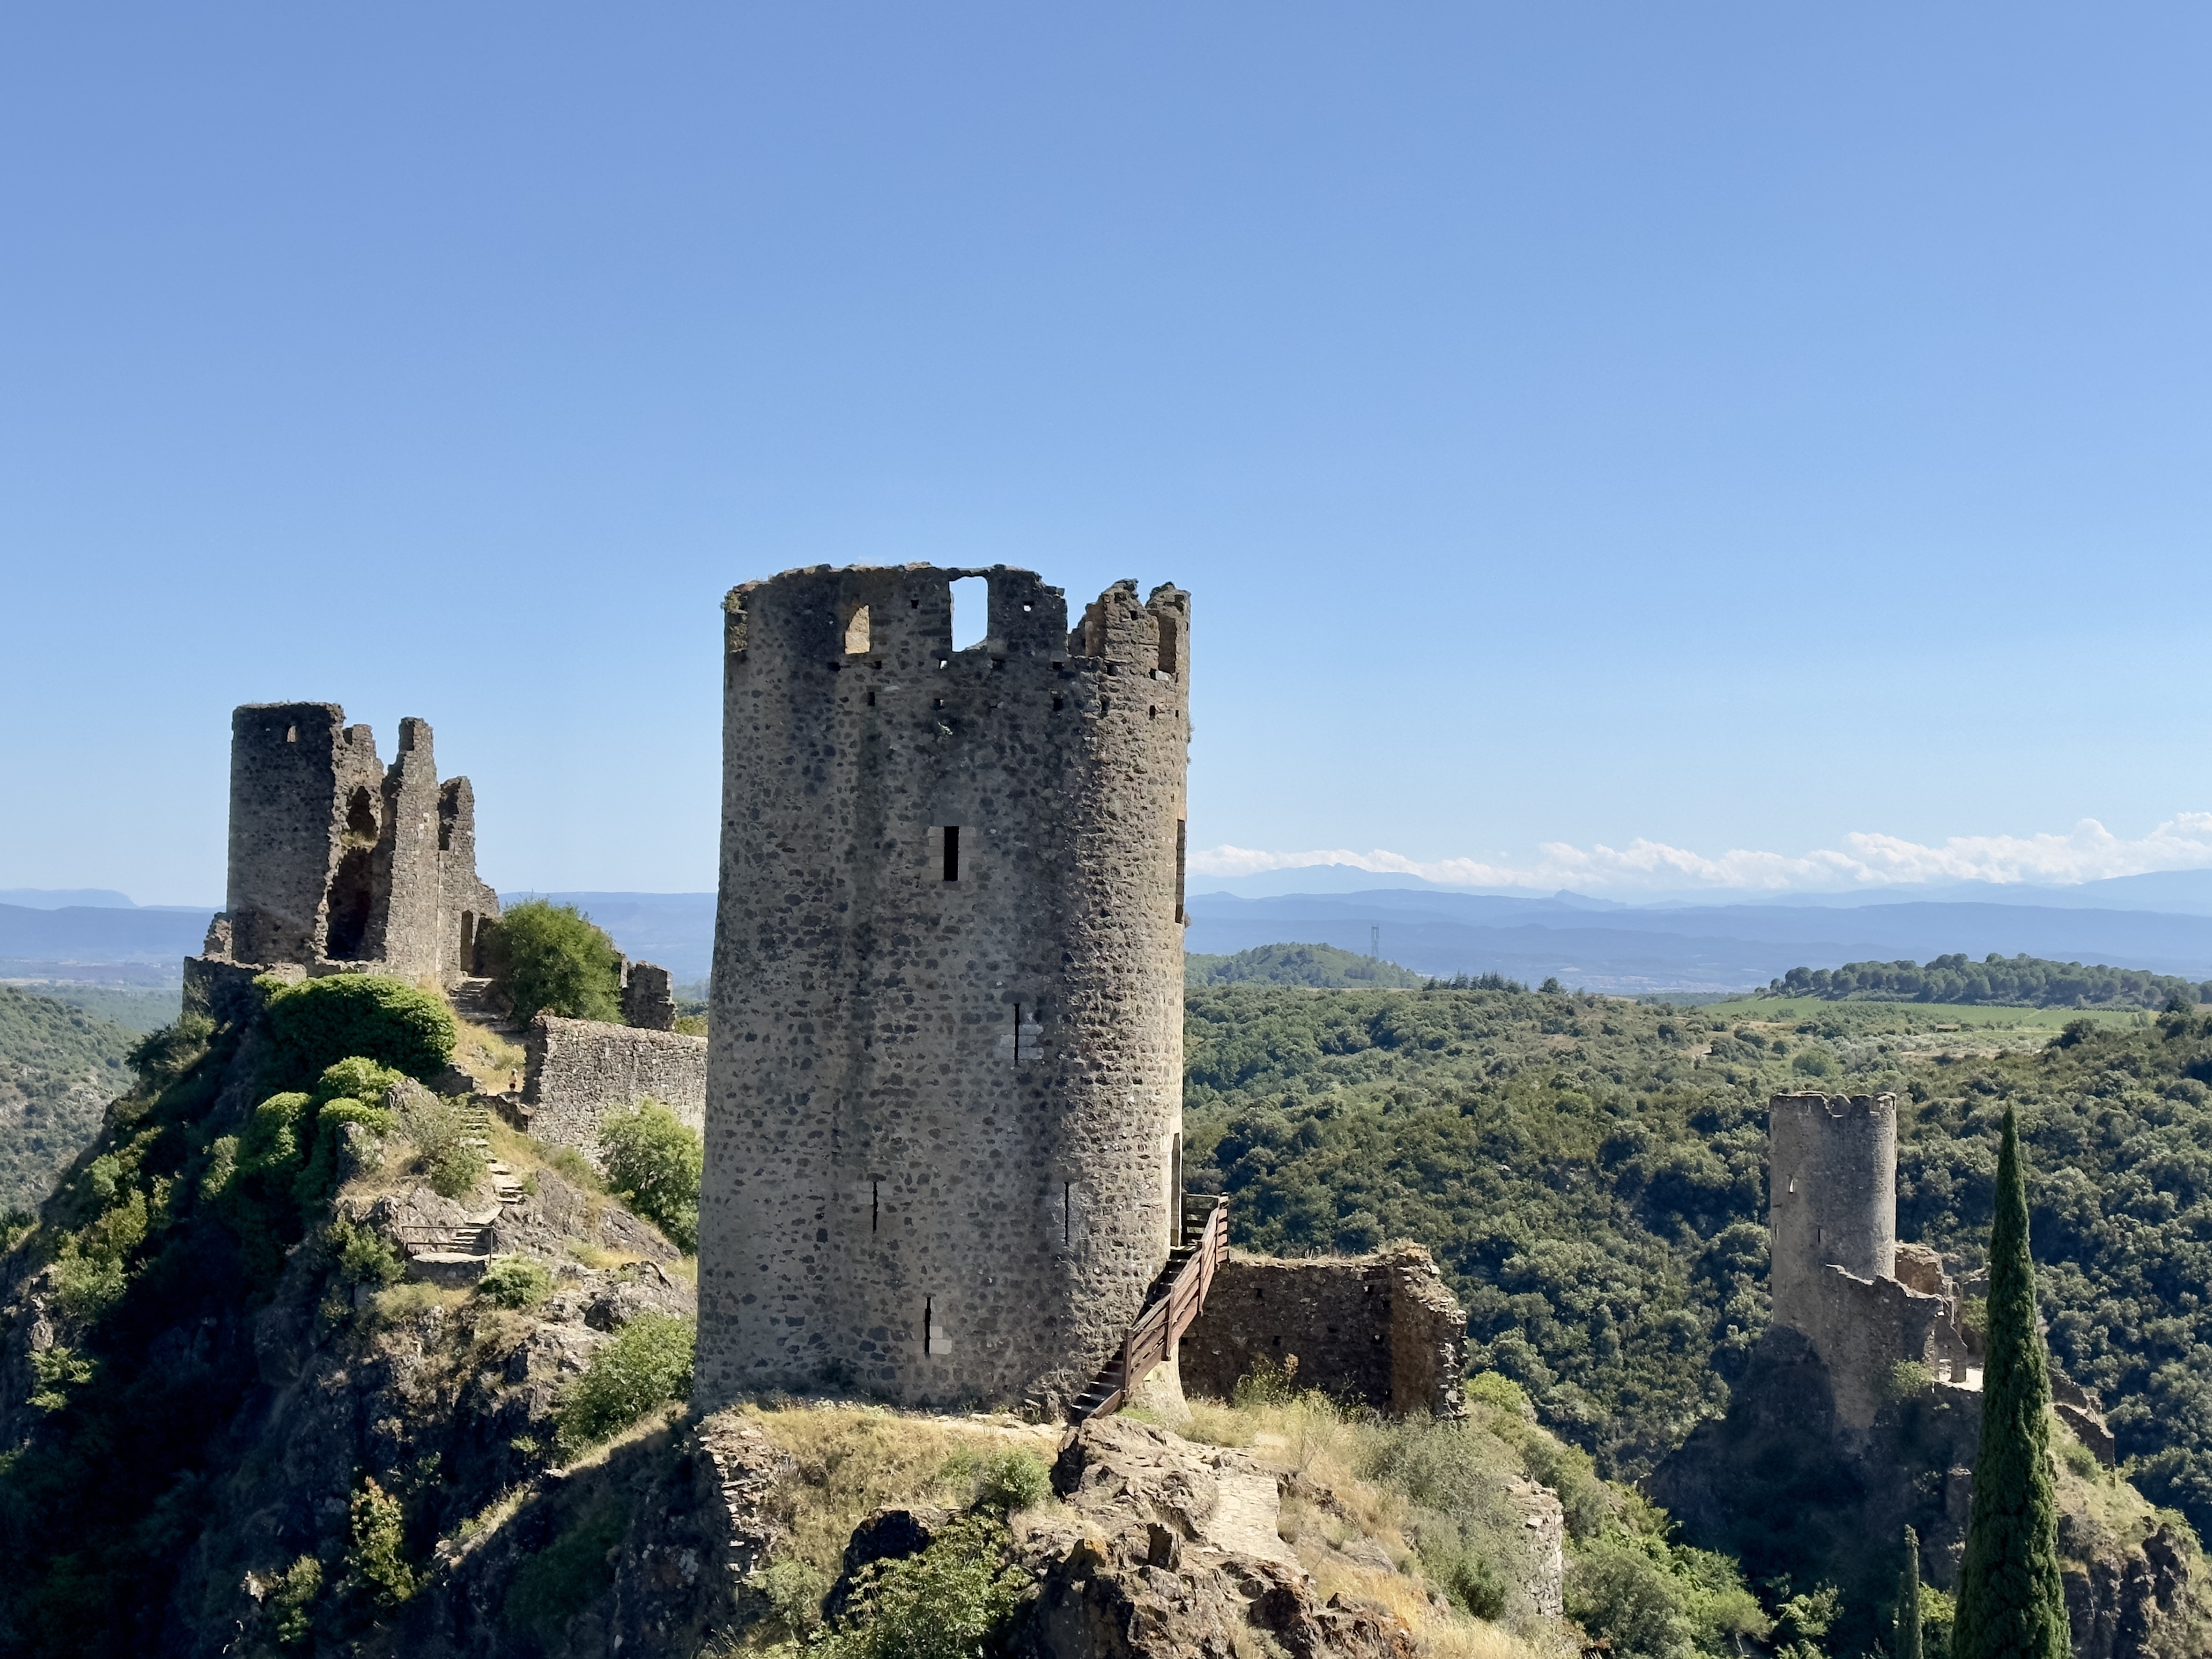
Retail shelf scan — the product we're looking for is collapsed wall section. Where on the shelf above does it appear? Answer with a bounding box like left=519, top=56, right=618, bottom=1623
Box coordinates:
left=1177, top=1245, right=1468, bottom=1417
left=522, top=1015, right=708, bottom=1160
left=696, top=564, right=1192, bottom=1412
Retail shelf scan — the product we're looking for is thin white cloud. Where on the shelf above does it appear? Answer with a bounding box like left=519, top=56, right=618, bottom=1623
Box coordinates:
left=1191, top=814, right=2212, bottom=894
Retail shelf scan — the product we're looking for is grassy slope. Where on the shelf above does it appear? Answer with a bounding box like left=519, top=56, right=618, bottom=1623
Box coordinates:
left=0, top=986, right=135, bottom=1213
left=1181, top=984, right=2212, bottom=1541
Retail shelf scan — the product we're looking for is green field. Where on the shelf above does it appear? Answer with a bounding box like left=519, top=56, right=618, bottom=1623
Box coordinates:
left=1698, top=996, right=2148, bottom=1030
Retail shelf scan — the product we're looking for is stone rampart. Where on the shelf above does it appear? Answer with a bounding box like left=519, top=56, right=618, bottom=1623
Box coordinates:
left=696, top=564, right=1193, bottom=1413
left=523, top=1014, right=707, bottom=1161
left=1178, top=1245, right=1466, bottom=1417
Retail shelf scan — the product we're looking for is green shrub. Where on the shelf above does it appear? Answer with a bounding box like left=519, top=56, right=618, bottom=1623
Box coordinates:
left=344, top=1476, right=414, bottom=1607
left=536, top=1139, right=604, bottom=1192
left=599, top=1099, right=702, bottom=1251
left=492, top=901, right=624, bottom=1027
left=269, top=1553, right=323, bottom=1647
left=1231, top=1354, right=1301, bottom=1408
left=814, top=1514, right=1026, bottom=1659
left=127, top=1013, right=215, bottom=1089
left=28, top=1345, right=96, bottom=1412
left=477, top=1255, right=553, bottom=1310
left=1882, top=1360, right=1936, bottom=1406
left=1466, top=1369, right=1535, bottom=1420
left=262, top=975, right=455, bottom=1087
left=51, top=1239, right=129, bottom=1321
left=759, top=1556, right=829, bottom=1641
left=502, top=1493, right=628, bottom=1635
left=557, top=1313, right=695, bottom=1454
left=1420, top=1535, right=1506, bottom=1619
left=973, top=1447, right=1052, bottom=1514
left=330, top=1219, right=405, bottom=1289
left=294, top=1097, right=395, bottom=1215
left=394, top=1093, right=486, bottom=1199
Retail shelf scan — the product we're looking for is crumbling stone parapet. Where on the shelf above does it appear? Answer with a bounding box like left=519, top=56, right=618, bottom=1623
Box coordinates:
left=1177, top=1244, right=1467, bottom=1417
left=523, top=1014, right=707, bottom=1162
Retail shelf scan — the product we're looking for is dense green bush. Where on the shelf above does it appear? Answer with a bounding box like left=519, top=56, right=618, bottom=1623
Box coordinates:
left=261, top=975, right=455, bottom=1084
left=502, top=1493, right=629, bottom=1637
left=812, top=1514, right=1027, bottom=1659
left=477, top=1254, right=553, bottom=1309
left=344, top=1477, right=414, bottom=1607
left=492, top=901, right=624, bottom=1026
left=557, top=1313, right=696, bottom=1454
left=394, top=1091, right=486, bottom=1199
left=599, top=1099, right=702, bottom=1250
left=269, top=1554, right=322, bottom=1648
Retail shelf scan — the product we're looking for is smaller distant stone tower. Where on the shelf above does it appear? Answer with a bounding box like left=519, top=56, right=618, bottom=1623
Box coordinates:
left=1768, top=1091, right=1968, bottom=1428
left=1769, top=1091, right=1898, bottom=1324
left=205, top=702, right=498, bottom=986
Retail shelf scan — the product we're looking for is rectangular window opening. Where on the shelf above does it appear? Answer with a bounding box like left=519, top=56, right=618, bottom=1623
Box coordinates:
left=1170, top=1133, right=1184, bottom=1246
left=942, top=825, right=960, bottom=882
left=924, top=1297, right=935, bottom=1356
left=1063, top=1182, right=1072, bottom=1247
left=1175, top=820, right=1187, bottom=923
left=950, top=575, right=988, bottom=650
left=872, top=1180, right=879, bottom=1233
left=1013, top=1003, right=1021, bottom=1064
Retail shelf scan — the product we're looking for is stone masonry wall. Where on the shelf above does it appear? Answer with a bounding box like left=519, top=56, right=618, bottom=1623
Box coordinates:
left=1770, top=1092, right=1896, bottom=1342
left=213, top=702, right=498, bottom=987
left=1178, top=1245, right=1468, bottom=1417
left=523, top=1014, right=709, bottom=1161
left=696, top=564, right=1192, bottom=1413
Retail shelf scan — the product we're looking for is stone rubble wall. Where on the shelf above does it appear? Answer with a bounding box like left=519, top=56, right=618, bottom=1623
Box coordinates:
left=1177, top=1244, right=1467, bottom=1417
left=523, top=1013, right=708, bottom=1163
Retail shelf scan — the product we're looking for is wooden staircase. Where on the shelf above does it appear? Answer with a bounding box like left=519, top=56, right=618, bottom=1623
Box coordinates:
left=1065, top=1193, right=1229, bottom=1423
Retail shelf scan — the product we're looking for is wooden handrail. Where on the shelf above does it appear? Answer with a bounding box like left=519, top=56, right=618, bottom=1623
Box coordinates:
left=1071, top=1193, right=1229, bottom=1420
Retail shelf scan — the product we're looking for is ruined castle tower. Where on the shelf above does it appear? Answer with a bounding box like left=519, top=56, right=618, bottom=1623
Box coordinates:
left=212, top=702, right=498, bottom=986
left=1769, top=1090, right=1898, bottom=1328
left=694, top=565, right=1192, bottom=1412
left=1768, top=1091, right=1969, bottom=1428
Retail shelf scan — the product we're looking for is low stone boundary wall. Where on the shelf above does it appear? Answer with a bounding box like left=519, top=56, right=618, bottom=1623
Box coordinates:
left=1177, top=1242, right=1466, bottom=1417
left=523, top=1013, right=707, bottom=1161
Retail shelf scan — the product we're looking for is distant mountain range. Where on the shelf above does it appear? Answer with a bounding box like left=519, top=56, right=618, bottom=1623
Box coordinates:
left=17, top=871, right=2212, bottom=998
left=1183, top=887, right=2212, bottom=994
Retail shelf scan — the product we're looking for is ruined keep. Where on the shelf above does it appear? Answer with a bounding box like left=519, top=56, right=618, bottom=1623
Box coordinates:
left=198, top=703, right=499, bottom=989
left=694, top=565, right=1192, bottom=1413
left=1768, top=1091, right=1970, bottom=1428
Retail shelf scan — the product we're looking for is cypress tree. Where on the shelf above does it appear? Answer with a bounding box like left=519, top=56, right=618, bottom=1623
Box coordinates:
left=1898, top=1526, right=1924, bottom=1659
left=1953, top=1106, right=2070, bottom=1659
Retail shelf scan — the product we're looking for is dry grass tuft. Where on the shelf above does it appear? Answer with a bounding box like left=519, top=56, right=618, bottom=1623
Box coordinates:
left=744, top=1403, right=1061, bottom=1583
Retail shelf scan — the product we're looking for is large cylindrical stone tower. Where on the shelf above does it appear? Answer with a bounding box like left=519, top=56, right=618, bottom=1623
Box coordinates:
left=694, top=564, right=1192, bottom=1411
left=1768, top=1090, right=1897, bottom=1336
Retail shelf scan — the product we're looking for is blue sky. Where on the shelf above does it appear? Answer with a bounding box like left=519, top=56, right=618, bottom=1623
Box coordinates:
left=6, top=5, right=2212, bottom=903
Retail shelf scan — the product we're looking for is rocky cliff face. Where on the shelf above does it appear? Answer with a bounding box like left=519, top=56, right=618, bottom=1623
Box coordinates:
left=1652, top=1329, right=2206, bottom=1659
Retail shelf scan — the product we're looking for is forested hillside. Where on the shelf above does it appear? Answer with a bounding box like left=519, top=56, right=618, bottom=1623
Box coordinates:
left=1185, top=940, right=1425, bottom=987
left=1763, top=950, right=2210, bottom=1009
left=1183, top=984, right=2212, bottom=1539
left=0, top=987, right=135, bottom=1214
